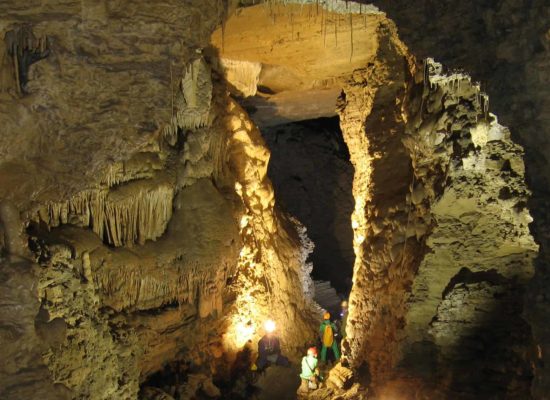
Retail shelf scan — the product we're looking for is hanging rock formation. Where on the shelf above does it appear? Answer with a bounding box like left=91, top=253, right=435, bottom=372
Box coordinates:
left=0, top=1, right=546, bottom=399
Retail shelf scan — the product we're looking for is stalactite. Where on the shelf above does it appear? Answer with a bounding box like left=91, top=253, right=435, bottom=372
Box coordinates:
left=349, top=13, right=353, bottom=62
left=163, top=58, right=213, bottom=145
left=96, top=260, right=235, bottom=312
left=218, top=58, right=262, bottom=97
left=290, top=9, right=294, bottom=40
left=103, top=163, right=125, bottom=187
left=323, top=7, right=327, bottom=47
left=36, top=177, right=174, bottom=247
left=103, top=183, right=173, bottom=246
left=335, top=12, right=338, bottom=47
left=170, top=62, right=174, bottom=120
left=12, top=46, right=21, bottom=95
left=4, top=25, right=49, bottom=94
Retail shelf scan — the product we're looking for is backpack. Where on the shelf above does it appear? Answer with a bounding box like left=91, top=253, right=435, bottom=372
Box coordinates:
left=322, top=322, right=334, bottom=347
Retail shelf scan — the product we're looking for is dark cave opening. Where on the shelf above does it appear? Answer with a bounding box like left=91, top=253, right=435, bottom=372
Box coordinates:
left=262, top=117, right=355, bottom=295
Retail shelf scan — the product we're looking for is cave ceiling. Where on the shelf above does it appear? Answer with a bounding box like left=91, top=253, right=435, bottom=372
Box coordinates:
left=210, top=3, right=383, bottom=127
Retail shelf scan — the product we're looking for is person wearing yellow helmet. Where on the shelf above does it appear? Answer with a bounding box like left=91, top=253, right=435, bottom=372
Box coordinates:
left=319, top=312, right=340, bottom=364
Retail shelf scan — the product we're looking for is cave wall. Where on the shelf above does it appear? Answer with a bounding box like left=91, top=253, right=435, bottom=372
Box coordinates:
left=360, top=0, right=550, bottom=396
left=337, top=18, right=419, bottom=379
left=395, top=60, right=538, bottom=399
left=0, top=1, right=547, bottom=399
left=0, top=2, right=317, bottom=399
left=0, top=0, right=224, bottom=210
left=323, top=6, right=538, bottom=397
left=0, top=5, right=239, bottom=390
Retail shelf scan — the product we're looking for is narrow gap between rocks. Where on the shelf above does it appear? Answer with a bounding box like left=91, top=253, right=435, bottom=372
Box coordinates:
left=262, top=117, right=355, bottom=301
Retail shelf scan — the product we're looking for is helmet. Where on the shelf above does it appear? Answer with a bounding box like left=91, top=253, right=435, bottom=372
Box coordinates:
left=307, top=347, right=318, bottom=357
left=323, top=312, right=331, bottom=320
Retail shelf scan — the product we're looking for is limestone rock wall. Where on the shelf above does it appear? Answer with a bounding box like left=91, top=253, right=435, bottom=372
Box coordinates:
left=337, top=19, right=417, bottom=378
left=357, top=1, right=550, bottom=396
left=15, top=51, right=244, bottom=396
left=0, top=260, right=72, bottom=400
left=0, top=0, right=224, bottom=210
left=364, top=0, right=550, bottom=191
left=394, top=59, right=538, bottom=399
left=218, top=97, right=319, bottom=355
left=335, top=17, right=537, bottom=398
left=0, top=2, right=318, bottom=398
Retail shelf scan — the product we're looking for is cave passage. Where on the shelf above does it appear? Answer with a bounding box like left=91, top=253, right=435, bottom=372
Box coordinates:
left=1, top=1, right=546, bottom=400
left=262, top=117, right=355, bottom=294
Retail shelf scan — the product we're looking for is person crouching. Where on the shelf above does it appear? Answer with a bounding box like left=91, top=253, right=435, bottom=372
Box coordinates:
left=298, top=347, right=320, bottom=393
left=256, top=319, right=289, bottom=371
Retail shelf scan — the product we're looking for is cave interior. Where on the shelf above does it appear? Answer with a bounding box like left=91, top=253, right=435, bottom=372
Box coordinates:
left=1, top=1, right=549, bottom=400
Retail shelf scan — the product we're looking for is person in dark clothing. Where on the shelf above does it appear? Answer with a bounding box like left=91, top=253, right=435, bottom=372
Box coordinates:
left=256, top=319, right=290, bottom=370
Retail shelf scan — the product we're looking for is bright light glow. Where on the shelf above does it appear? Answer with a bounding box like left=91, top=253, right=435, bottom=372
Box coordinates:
left=224, top=291, right=261, bottom=350
left=240, top=215, right=249, bottom=228
left=234, top=182, right=243, bottom=196
left=264, top=319, right=276, bottom=333
left=234, top=321, right=255, bottom=347
left=351, top=219, right=359, bottom=229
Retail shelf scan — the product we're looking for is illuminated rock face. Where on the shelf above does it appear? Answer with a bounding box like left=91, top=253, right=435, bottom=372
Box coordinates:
left=210, top=4, right=539, bottom=398
left=355, top=1, right=550, bottom=396
left=396, top=60, right=537, bottom=398
left=0, top=1, right=546, bottom=400
left=220, top=97, right=319, bottom=354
